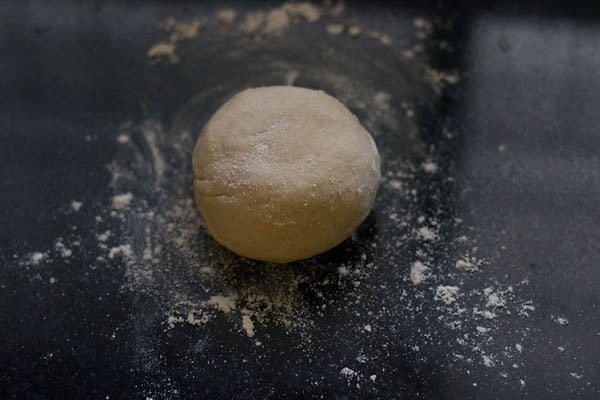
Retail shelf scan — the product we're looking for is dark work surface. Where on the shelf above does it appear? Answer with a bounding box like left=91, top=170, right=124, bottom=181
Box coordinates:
left=1, top=1, right=599, bottom=399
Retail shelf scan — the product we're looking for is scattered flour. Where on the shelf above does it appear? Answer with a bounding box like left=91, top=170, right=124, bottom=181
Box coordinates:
left=9, top=7, right=565, bottom=395
left=70, top=201, right=83, bottom=211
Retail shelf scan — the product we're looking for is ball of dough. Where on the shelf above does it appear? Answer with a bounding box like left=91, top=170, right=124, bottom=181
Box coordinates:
left=193, top=86, right=380, bottom=263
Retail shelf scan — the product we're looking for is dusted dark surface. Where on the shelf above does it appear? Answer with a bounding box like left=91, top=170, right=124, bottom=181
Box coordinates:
left=1, top=1, right=599, bottom=399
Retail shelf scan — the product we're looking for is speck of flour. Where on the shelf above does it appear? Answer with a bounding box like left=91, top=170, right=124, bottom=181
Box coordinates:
left=417, top=226, right=437, bottom=241
left=435, top=285, right=459, bottom=304
left=207, top=295, right=237, bottom=314
left=340, top=367, right=359, bottom=381
left=242, top=314, right=256, bottom=337
left=326, top=23, right=344, bottom=36
left=421, top=160, right=439, bottom=173
left=410, top=261, right=428, bottom=285
left=111, top=193, right=133, bottom=210
left=216, top=9, right=237, bottom=25
left=30, top=252, right=47, bottom=265
left=108, top=244, right=132, bottom=260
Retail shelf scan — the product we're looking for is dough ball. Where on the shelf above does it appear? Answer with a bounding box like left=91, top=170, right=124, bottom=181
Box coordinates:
left=193, top=86, right=380, bottom=263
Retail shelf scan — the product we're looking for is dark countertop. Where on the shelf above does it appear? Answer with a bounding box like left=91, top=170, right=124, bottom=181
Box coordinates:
left=1, top=1, right=599, bottom=398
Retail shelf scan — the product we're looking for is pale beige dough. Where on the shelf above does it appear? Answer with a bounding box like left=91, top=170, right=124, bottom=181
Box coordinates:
left=193, top=86, right=380, bottom=263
